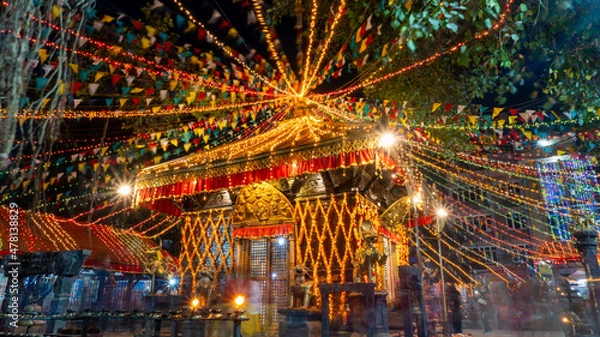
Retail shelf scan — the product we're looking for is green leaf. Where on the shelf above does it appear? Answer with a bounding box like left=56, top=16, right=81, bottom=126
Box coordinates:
left=511, top=34, right=519, bottom=41
left=429, top=18, right=440, bottom=30
left=407, top=39, right=416, bottom=51
left=447, top=22, right=458, bottom=32
left=484, top=18, right=492, bottom=29
left=519, top=4, right=528, bottom=12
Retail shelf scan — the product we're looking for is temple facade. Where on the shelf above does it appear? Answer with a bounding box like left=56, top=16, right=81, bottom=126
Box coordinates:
left=134, top=116, right=414, bottom=333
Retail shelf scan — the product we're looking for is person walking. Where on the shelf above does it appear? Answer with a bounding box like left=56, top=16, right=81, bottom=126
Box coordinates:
left=447, top=283, right=462, bottom=334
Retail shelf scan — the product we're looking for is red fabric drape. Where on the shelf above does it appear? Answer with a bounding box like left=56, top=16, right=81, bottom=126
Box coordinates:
left=378, top=226, right=403, bottom=243
left=138, top=149, right=390, bottom=214
left=405, top=215, right=434, bottom=227
left=233, top=224, right=293, bottom=239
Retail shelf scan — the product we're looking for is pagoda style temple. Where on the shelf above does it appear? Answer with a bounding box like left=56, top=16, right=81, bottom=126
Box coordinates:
left=134, top=116, right=414, bottom=331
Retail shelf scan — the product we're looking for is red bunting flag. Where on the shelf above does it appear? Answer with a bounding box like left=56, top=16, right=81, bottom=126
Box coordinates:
left=111, top=74, right=122, bottom=86
left=72, top=81, right=84, bottom=94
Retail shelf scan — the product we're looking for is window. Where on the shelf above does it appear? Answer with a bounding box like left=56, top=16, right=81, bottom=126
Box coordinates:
left=500, top=182, right=524, bottom=198
left=473, top=246, right=498, bottom=263
left=506, top=212, right=528, bottom=230
left=463, top=215, right=492, bottom=233
left=452, top=186, right=484, bottom=203
left=507, top=185, right=523, bottom=198
left=512, top=245, right=530, bottom=264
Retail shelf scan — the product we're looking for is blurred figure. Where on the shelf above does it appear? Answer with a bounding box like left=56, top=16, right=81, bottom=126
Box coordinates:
left=447, top=283, right=462, bottom=334
left=478, top=288, right=493, bottom=333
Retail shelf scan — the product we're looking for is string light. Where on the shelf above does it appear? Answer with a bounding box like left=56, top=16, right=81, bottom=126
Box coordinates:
left=410, top=235, right=473, bottom=284
left=6, top=98, right=288, bottom=119
left=299, top=0, right=319, bottom=96
left=181, top=209, right=234, bottom=291
left=439, top=230, right=525, bottom=284
left=250, top=0, right=298, bottom=93
left=302, top=0, right=347, bottom=95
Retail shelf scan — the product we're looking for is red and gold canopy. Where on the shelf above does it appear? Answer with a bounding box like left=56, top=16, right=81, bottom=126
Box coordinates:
left=134, top=116, right=399, bottom=215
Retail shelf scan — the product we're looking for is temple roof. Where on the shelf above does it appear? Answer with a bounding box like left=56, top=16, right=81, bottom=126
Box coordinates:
left=134, top=117, right=396, bottom=214
left=136, top=116, right=379, bottom=184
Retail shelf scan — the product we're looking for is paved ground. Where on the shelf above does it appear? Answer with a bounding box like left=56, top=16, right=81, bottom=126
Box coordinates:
left=459, top=329, right=565, bottom=337
left=384, top=328, right=565, bottom=337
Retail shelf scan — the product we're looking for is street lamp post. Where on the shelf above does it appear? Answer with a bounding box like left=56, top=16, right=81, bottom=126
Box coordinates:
left=436, top=208, right=448, bottom=336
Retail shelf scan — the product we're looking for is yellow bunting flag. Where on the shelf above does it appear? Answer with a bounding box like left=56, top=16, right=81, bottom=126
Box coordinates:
left=153, top=156, right=162, bottom=164
left=169, top=80, right=179, bottom=91
left=468, top=115, right=478, bottom=126
left=508, top=116, right=518, bottom=124
left=497, top=119, right=506, bottom=127
left=557, top=150, right=566, bottom=156
left=101, top=15, right=115, bottom=23
left=141, top=37, right=152, bottom=49
left=170, top=139, right=178, bottom=147
left=145, top=25, right=157, bottom=36
left=185, top=22, right=196, bottom=33
left=203, top=134, right=210, bottom=143
left=227, top=28, right=239, bottom=38
left=69, top=64, right=79, bottom=73
left=432, top=103, right=441, bottom=112
left=39, top=49, right=49, bottom=63
left=95, top=72, right=107, bottom=82
left=184, top=143, right=192, bottom=152
left=119, top=98, right=128, bottom=108
left=492, top=107, right=503, bottom=119
left=109, top=64, right=116, bottom=74
left=41, top=98, right=51, bottom=108
left=78, top=162, right=86, bottom=172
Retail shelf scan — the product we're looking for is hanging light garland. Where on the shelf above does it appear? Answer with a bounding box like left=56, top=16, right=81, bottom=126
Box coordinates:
left=250, top=0, right=298, bottom=93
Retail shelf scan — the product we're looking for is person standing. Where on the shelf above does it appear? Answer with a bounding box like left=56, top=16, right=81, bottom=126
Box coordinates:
left=447, top=283, right=462, bottom=334
left=478, top=289, right=493, bottom=333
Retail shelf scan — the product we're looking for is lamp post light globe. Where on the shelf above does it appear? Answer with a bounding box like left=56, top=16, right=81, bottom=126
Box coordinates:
left=378, top=133, right=396, bottom=148
left=117, top=184, right=132, bottom=196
